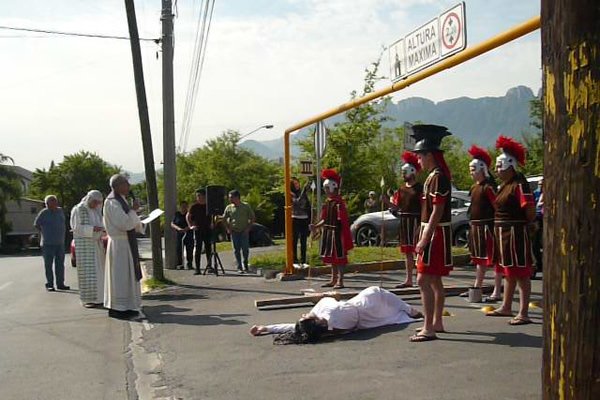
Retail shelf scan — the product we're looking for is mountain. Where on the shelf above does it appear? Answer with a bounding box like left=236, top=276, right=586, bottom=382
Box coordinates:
left=239, top=85, right=537, bottom=159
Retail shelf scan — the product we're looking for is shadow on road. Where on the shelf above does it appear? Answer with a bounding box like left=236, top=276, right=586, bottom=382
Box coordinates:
left=174, top=283, right=299, bottom=298
left=440, top=330, right=543, bottom=349
left=143, top=304, right=248, bottom=326
left=336, top=323, right=411, bottom=342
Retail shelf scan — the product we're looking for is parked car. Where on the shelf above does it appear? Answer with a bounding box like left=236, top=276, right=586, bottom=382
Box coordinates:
left=70, top=235, right=109, bottom=267
left=350, top=192, right=471, bottom=247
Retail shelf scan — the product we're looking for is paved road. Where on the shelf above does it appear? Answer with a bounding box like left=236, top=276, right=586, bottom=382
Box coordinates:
left=0, top=248, right=544, bottom=400
left=141, top=263, right=543, bottom=400
left=0, top=253, right=132, bottom=400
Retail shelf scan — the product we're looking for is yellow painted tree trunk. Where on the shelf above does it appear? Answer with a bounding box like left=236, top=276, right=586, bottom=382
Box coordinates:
left=541, top=1, right=600, bottom=398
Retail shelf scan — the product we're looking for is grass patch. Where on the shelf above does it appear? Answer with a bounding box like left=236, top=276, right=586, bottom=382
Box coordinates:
left=251, top=244, right=470, bottom=271
left=143, top=276, right=176, bottom=290
left=216, top=238, right=285, bottom=253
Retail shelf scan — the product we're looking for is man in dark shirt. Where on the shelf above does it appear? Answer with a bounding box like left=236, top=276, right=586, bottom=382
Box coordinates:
left=186, top=189, right=213, bottom=275
left=171, top=201, right=193, bottom=270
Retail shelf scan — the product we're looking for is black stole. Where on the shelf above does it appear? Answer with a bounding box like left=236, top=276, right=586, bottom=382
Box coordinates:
left=107, top=191, right=142, bottom=281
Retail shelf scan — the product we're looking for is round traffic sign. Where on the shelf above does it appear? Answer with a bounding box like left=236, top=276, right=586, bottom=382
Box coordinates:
left=442, top=12, right=461, bottom=50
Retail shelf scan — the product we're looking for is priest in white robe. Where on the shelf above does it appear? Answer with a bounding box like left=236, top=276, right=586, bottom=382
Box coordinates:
left=70, top=190, right=106, bottom=307
left=103, top=174, right=145, bottom=319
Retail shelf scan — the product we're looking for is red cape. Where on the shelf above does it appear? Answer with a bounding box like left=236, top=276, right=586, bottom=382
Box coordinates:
left=321, top=194, right=354, bottom=253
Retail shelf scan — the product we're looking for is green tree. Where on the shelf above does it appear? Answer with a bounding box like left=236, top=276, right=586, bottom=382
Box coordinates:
left=520, top=97, right=544, bottom=176
left=440, top=136, right=472, bottom=190
left=30, top=151, right=121, bottom=214
left=0, top=153, right=23, bottom=240
left=172, top=130, right=282, bottom=225
left=297, top=57, right=404, bottom=216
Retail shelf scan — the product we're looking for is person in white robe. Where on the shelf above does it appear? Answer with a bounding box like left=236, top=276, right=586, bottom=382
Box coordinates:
left=103, top=174, right=145, bottom=319
left=250, top=286, right=423, bottom=344
left=70, top=190, right=106, bottom=307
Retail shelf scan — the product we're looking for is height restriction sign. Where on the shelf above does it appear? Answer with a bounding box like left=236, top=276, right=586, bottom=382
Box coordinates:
left=389, top=2, right=466, bottom=82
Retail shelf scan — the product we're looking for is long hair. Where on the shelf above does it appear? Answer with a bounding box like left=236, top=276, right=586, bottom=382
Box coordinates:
left=273, top=319, right=328, bottom=345
left=432, top=151, right=452, bottom=180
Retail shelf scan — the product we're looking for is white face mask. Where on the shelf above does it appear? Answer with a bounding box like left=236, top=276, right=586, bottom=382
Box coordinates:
left=322, top=179, right=338, bottom=194
left=496, top=152, right=516, bottom=171
left=469, top=159, right=489, bottom=177
left=401, top=163, right=416, bottom=178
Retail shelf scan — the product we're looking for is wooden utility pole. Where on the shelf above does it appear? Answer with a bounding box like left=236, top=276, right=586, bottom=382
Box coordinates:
left=161, top=0, right=178, bottom=269
left=124, top=0, right=164, bottom=279
left=541, top=1, right=600, bottom=398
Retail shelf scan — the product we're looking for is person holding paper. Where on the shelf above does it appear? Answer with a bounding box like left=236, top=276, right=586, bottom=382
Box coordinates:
left=70, top=190, right=106, bottom=307
left=103, top=174, right=145, bottom=320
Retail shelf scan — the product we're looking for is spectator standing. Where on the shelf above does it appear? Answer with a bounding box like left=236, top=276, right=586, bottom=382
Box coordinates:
left=223, top=190, right=255, bottom=273
left=171, top=201, right=194, bottom=270
left=187, top=189, right=214, bottom=275
left=291, top=177, right=312, bottom=268
left=34, top=195, right=69, bottom=292
left=532, top=178, right=544, bottom=274
left=364, top=191, right=379, bottom=213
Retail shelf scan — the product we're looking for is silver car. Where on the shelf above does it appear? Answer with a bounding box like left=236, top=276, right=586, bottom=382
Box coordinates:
left=350, top=191, right=471, bottom=247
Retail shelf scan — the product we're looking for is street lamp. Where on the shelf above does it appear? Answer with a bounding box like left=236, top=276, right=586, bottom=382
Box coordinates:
left=239, top=124, right=274, bottom=141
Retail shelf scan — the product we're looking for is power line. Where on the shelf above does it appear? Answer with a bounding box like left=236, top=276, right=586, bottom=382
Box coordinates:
left=0, top=25, right=159, bottom=42
left=178, top=0, right=216, bottom=153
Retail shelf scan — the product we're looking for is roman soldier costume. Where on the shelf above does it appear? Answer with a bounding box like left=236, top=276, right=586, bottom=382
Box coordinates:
left=391, top=151, right=423, bottom=254
left=319, top=169, right=353, bottom=265
left=467, top=145, right=497, bottom=266
left=494, top=136, right=535, bottom=278
left=412, top=125, right=453, bottom=276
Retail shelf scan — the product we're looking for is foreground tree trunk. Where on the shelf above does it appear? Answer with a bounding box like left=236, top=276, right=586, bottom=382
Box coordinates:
left=541, top=1, right=600, bottom=399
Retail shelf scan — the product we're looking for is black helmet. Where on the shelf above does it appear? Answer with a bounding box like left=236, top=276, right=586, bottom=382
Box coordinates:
left=410, top=124, right=452, bottom=153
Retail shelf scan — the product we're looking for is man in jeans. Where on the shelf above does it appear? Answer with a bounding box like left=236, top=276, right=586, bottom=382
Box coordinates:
left=34, top=195, right=69, bottom=291
left=223, top=190, right=255, bottom=273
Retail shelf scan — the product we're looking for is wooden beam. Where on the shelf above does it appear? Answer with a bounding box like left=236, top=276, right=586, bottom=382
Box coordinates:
left=255, top=285, right=492, bottom=309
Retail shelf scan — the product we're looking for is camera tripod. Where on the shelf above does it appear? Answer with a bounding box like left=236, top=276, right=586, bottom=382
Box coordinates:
left=203, top=216, right=226, bottom=276
left=203, top=240, right=225, bottom=276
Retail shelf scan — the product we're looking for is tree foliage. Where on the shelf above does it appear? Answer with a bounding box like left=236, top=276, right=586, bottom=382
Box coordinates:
left=30, top=151, right=121, bottom=214
left=0, top=153, right=23, bottom=238
left=297, top=58, right=405, bottom=216
left=171, top=130, right=281, bottom=225
left=520, top=97, right=544, bottom=176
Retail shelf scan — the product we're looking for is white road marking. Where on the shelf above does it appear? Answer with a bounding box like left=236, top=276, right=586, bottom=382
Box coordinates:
left=0, top=281, right=14, bottom=291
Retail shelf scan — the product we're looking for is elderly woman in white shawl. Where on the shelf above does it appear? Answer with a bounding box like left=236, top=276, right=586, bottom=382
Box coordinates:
left=70, top=190, right=105, bottom=308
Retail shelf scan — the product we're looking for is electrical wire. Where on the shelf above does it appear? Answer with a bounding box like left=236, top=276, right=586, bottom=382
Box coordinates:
left=177, top=0, right=215, bottom=153
left=0, top=25, right=159, bottom=42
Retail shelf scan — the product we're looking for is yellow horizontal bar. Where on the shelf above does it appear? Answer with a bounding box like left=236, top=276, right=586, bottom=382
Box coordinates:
left=282, top=15, right=541, bottom=275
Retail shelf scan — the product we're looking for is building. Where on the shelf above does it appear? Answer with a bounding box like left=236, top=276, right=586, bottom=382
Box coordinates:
left=0, top=166, right=43, bottom=249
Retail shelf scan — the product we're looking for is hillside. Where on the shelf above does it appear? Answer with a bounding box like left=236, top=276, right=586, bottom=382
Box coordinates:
left=240, top=85, right=538, bottom=159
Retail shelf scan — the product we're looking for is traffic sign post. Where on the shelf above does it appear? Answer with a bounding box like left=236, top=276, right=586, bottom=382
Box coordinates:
left=300, top=160, right=313, bottom=176
left=389, top=2, right=466, bottom=82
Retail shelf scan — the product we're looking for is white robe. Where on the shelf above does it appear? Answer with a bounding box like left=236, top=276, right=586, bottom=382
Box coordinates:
left=103, top=197, right=144, bottom=311
left=266, top=286, right=416, bottom=333
left=70, top=203, right=105, bottom=303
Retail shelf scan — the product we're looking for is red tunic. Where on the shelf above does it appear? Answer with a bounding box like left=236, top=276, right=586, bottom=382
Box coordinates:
left=417, top=168, right=453, bottom=276
left=392, top=183, right=423, bottom=254
left=468, top=180, right=497, bottom=267
left=319, top=195, right=353, bottom=265
left=494, top=173, right=535, bottom=278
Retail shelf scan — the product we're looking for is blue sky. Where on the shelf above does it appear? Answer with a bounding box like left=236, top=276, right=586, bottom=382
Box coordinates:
left=0, top=0, right=540, bottom=172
